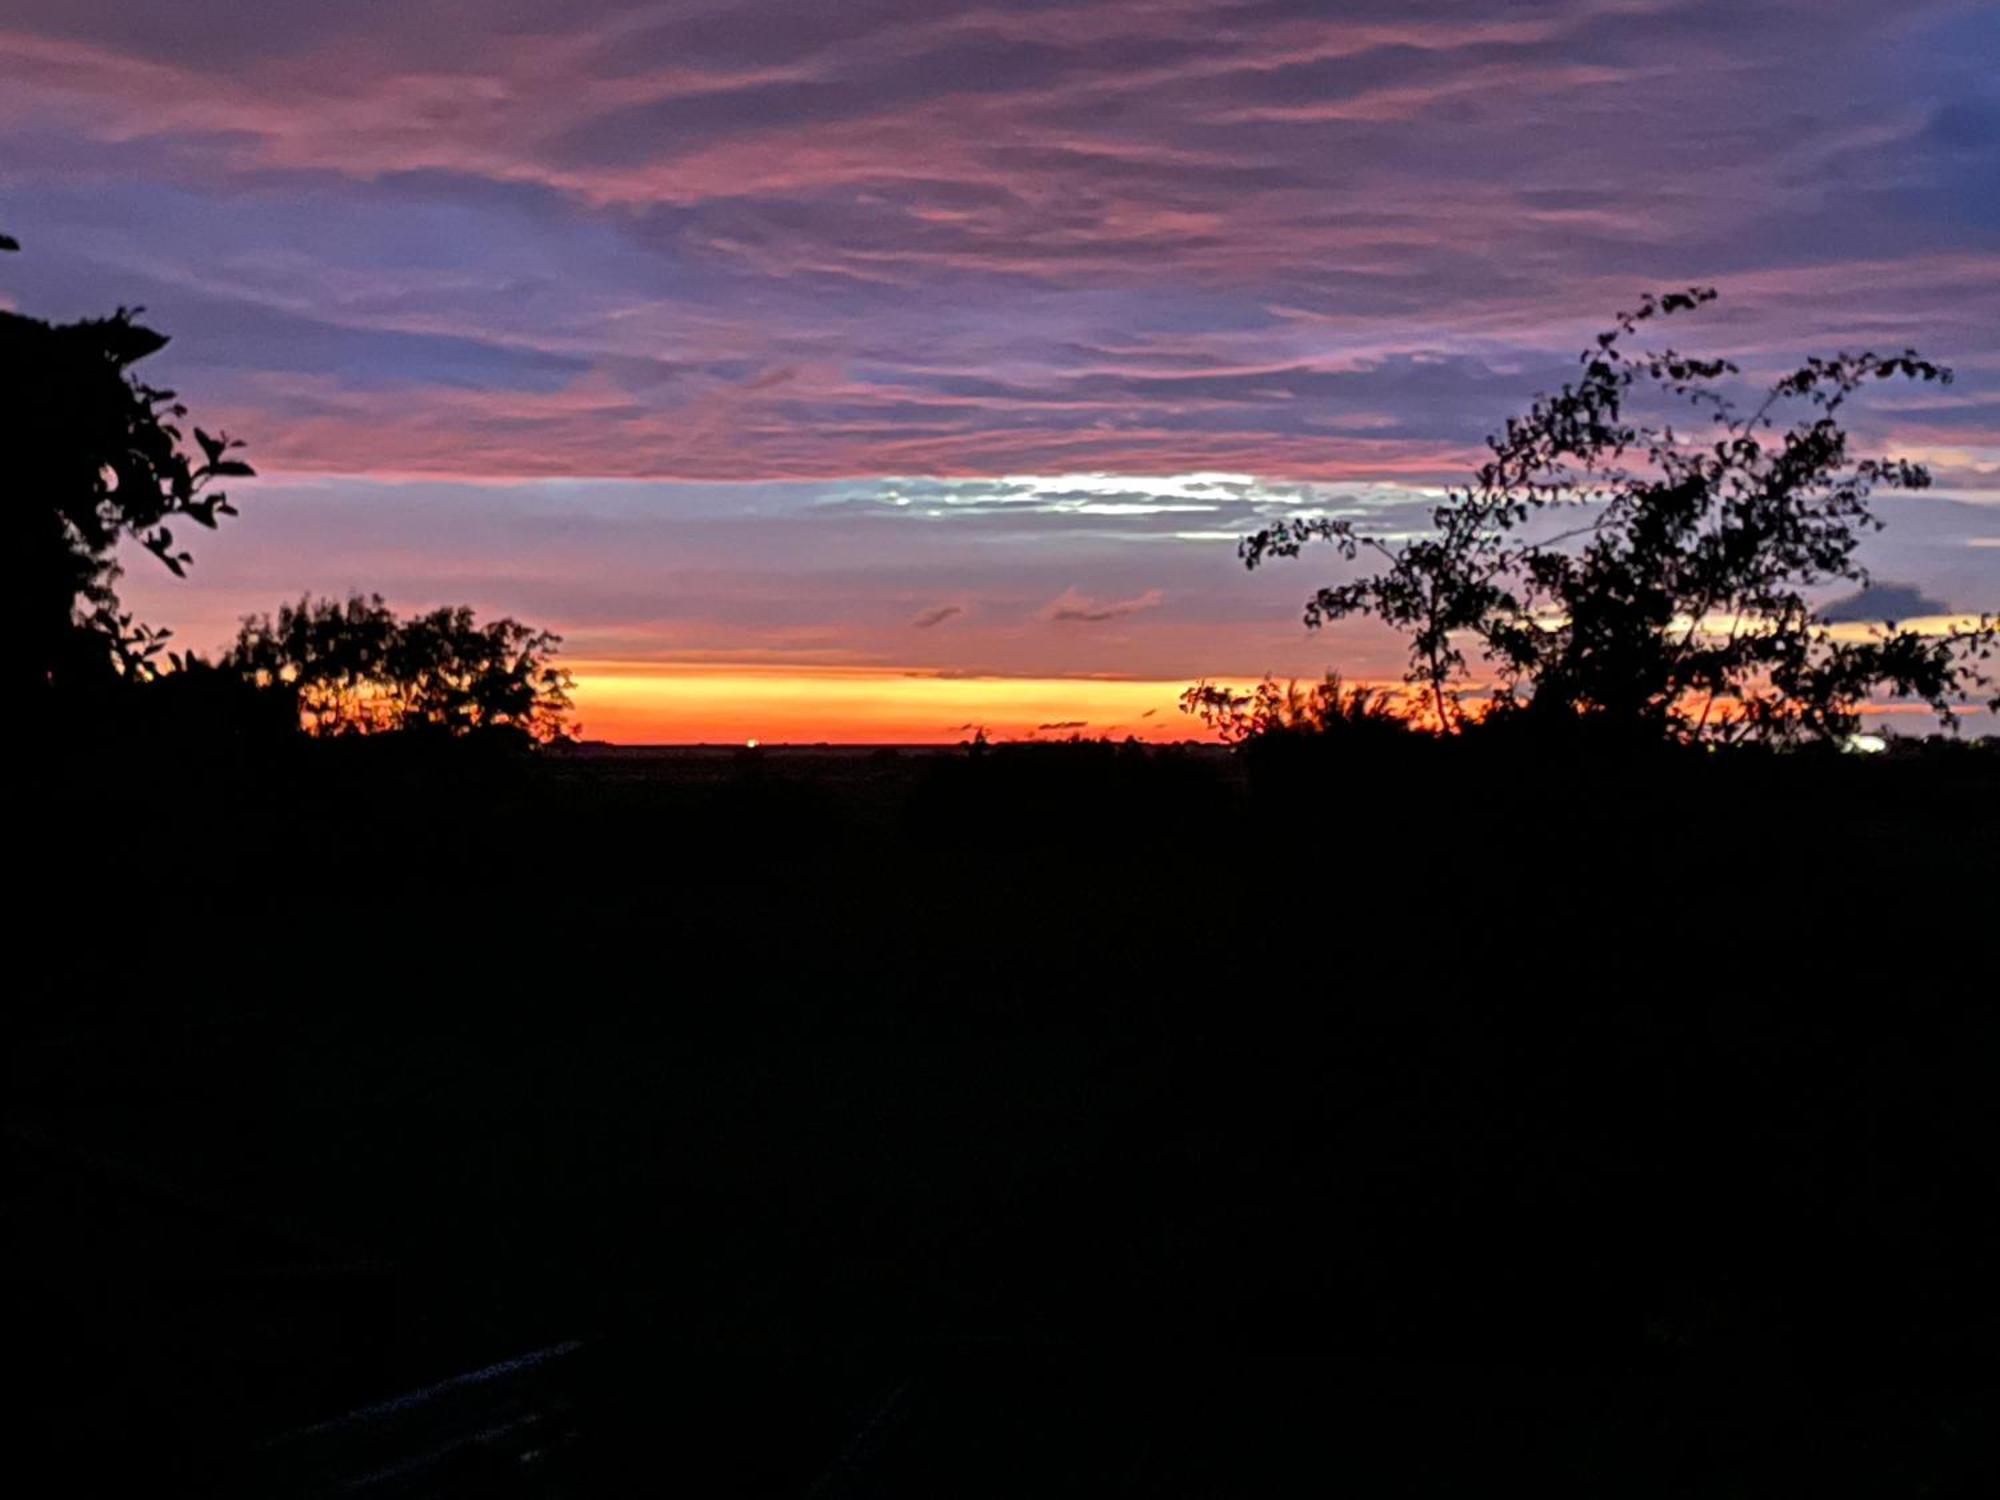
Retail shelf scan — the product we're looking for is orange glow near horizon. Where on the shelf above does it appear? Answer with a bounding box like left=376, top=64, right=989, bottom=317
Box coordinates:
left=566, top=661, right=1265, bottom=744
left=567, top=662, right=1991, bottom=745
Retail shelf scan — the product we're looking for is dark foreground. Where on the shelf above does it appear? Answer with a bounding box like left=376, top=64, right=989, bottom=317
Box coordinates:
left=16, top=738, right=2000, bottom=1494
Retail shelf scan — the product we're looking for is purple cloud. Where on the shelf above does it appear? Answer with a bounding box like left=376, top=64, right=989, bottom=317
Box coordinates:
left=1040, top=587, right=1164, bottom=623
left=1819, top=583, right=1954, bottom=622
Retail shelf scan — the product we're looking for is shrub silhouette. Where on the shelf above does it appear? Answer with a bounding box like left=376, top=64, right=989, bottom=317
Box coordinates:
left=1180, top=673, right=1413, bottom=746
left=224, top=593, right=575, bottom=744
left=4, top=230, right=252, bottom=692
left=1240, top=289, right=1999, bottom=744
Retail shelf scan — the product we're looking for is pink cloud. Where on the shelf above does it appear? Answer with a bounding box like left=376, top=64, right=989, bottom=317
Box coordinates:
left=6, top=0, right=1993, bottom=725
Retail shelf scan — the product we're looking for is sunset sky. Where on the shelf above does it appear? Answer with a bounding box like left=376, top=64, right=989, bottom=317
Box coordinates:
left=5, top=0, right=1996, bottom=740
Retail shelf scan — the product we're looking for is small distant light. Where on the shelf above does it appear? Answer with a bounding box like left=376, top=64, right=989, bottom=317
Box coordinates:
left=1847, top=733, right=1887, bottom=754
left=746, top=738, right=759, bottom=749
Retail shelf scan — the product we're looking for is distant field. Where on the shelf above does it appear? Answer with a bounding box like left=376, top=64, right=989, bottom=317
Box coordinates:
left=17, top=741, right=1999, bottom=1492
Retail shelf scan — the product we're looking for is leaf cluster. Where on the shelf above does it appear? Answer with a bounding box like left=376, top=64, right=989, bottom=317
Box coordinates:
left=6, top=235, right=251, bottom=684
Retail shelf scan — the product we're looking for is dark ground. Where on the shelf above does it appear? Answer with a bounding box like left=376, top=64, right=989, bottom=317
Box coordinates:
left=15, top=737, right=2000, bottom=1494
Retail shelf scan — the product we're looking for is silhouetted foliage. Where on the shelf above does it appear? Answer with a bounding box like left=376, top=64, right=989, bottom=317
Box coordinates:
left=1180, top=672, right=1413, bottom=746
left=222, top=593, right=575, bottom=744
left=1241, top=289, right=1999, bottom=744
left=4, top=230, right=252, bottom=690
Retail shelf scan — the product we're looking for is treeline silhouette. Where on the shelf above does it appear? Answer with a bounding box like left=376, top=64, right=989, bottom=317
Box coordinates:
left=7, top=230, right=573, bottom=756
left=14, top=230, right=2000, bottom=1494
left=15, top=222, right=1996, bottom=766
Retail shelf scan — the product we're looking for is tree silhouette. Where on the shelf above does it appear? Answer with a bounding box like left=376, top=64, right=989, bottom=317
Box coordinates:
left=4, top=231, right=252, bottom=691
left=224, top=594, right=575, bottom=744
left=1240, top=290, right=1999, bottom=744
